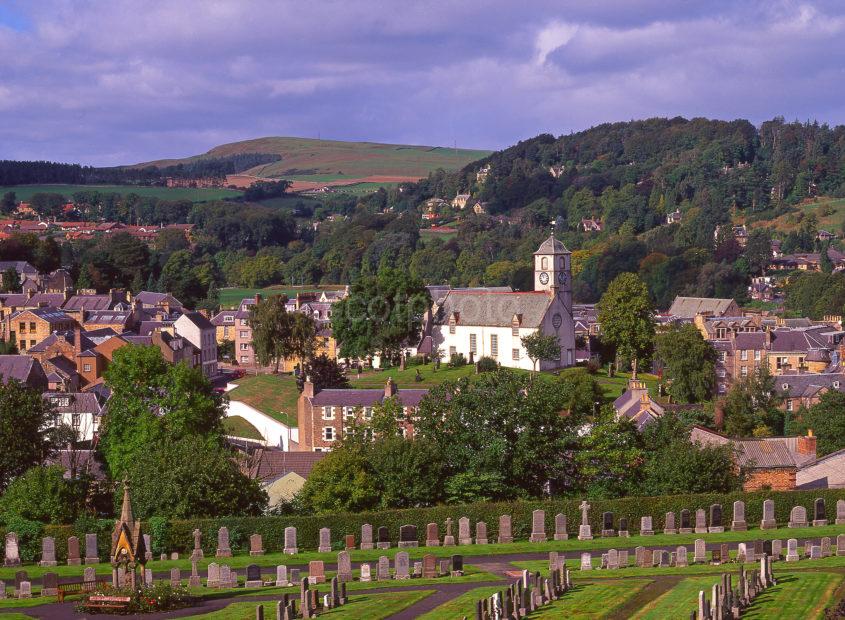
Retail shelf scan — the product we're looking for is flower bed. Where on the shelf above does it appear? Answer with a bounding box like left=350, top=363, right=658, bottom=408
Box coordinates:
left=77, top=582, right=195, bottom=614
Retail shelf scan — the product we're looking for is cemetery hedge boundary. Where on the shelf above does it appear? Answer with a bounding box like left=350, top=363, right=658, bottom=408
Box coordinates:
left=12, top=488, right=845, bottom=560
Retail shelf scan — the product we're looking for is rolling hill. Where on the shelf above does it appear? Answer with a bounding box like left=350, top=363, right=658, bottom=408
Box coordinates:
left=135, top=136, right=491, bottom=192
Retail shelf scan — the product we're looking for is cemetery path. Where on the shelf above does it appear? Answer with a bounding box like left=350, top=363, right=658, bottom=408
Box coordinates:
left=605, top=574, right=685, bottom=619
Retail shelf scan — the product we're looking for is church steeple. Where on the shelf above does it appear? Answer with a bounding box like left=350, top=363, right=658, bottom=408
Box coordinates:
left=119, top=477, right=134, bottom=526
left=533, top=234, right=571, bottom=296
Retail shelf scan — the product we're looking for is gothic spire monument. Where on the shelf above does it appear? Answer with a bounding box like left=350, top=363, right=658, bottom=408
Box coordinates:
left=110, top=478, right=147, bottom=589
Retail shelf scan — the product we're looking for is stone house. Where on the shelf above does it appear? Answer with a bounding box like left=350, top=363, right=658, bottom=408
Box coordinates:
left=174, top=311, right=217, bottom=377
left=211, top=309, right=237, bottom=344
left=297, top=377, right=427, bottom=452
left=581, top=218, right=603, bottom=232
left=774, top=372, right=845, bottom=414
left=796, top=447, right=845, bottom=489
left=670, top=296, right=740, bottom=320
left=6, top=307, right=77, bottom=353
left=248, top=450, right=326, bottom=505
left=452, top=192, right=471, bottom=209
left=613, top=381, right=665, bottom=431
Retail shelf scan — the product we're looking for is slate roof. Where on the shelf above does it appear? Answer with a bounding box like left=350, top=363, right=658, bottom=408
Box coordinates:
left=26, top=293, right=66, bottom=307
left=668, top=297, right=737, bottom=319
left=63, top=295, right=113, bottom=312
left=13, top=307, right=73, bottom=323
left=27, top=331, right=96, bottom=353
left=179, top=311, right=215, bottom=330
left=0, top=260, right=38, bottom=275
left=0, top=355, right=41, bottom=384
left=796, top=448, right=845, bottom=489
left=774, top=373, right=845, bottom=399
left=309, top=388, right=429, bottom=407
left=134, top=291, right=183, bottom=308
left=534, top=235, right=570, bottom=255
left=83, top=310, right=131, bottom=325
left=434, top=290, right=552, bottom=328
left=690, top=426, right=813, bottom=469
left=211, top=310, right=237, bottom=326
left=769, top=328, right=831, bottom=352
left=43, top=391, right=102, bottom=414
left=46, top=449, right=107, bottom=480
left=0, top=293, right=27, bottom=306
left=252, top=450, right=326, bottom=482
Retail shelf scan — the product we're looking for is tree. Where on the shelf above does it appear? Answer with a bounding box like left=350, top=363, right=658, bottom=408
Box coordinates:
left=744, top=228, right=772, bottom=275
left=99, top=345, right=225, bottom=477
left=159, top=249, right=205, bottom=308
left=791, top=391, right=845, bottom=455
left=302, top=354, right=349, bottom=391
left=520, top=331, right=560, bottom=375
left=29, top=192, right=65, bottom=218
left=0, top=192, right=16, bottom=215
left=0, top=380, right=56, bottom=492
left=288, top=312, right=318, bottom=372
left=0, top=465, right=86, bottom=524
left=365, top=435, right=445, bottom=508
left=414, top=370, right=581, bottom=499
left=248, top=295, right=293, bottom=373
left=121, top=437, right=267, bottom=519
left=297, top=445, right=379, bottom=514
left=597, top=273, right=655, bottom=378
left=574, top=407, right=644, bottom=498
left=558, top=370, right=604, bottom=418
left=331, top=267, right=430, bottom=363
left=655, top=323, right=717, bottom=403
left=1, top=267, right=20, bottom=293
left=722, top=368, right=782, bottom=436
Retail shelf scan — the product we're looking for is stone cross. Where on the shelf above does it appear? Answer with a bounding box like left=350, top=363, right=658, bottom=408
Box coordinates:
left=578, top=501, right=593, bottom=540
left=579, top=501, right=590, bottom=525
left=192, top=529, right=204, bottom=559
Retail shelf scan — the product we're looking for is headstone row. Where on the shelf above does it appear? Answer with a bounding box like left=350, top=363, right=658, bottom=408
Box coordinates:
left=693, top=557, right=776, bottom=619
left=474, top=566, right=571, bottom=620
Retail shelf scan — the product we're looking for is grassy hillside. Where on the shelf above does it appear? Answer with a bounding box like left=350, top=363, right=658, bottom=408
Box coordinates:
left=2, top=183, right=241, bottom=203
left=136, top=136, right=491, bottom=190
left=744, top=196, right=845, bottom=235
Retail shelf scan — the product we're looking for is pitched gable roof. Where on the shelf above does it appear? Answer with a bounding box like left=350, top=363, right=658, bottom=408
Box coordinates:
left=435, top=291, right=552, bottom=329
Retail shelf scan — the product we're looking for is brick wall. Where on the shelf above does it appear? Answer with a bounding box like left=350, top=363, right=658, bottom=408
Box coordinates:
left=743, top=468, right=796, bottom=492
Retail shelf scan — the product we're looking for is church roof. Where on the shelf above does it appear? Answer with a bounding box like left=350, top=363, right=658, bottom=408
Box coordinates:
left=534, top=235, right=570, bottom=255
left=435, top=291, right=552, bottom=328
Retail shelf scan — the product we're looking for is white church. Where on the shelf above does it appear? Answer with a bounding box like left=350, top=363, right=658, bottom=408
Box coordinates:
left=430, top=235, right=576, bottom=371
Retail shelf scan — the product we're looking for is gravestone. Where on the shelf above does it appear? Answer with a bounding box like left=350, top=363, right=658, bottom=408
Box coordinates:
left=245, top=564, right=263, bottom=588
left=425, top=523, right=440, bottom=547
left=548, top=551, right=560, bottom=571
left=771, top=539, right=782, bottom=560
left=13, top=570, right=27, bottom=595
left=377, top=556, right=390, bottom=580
left=601, top=511, right=615, bottom=537
left=207, top=563, right=220, bottom=588
left=39, top=537, right=57, bottom=567
left=753, top=539, right=764, bottom=561
left=275, top=565, right=288, bottom=587
left=676, top=546, right=688, bottom=567
left=640, top=516, right=654, bottom=535
left=658, top=550, right=670, bottom=567
left=732, top=500, right=747, bottom=531
left=761, top=499, right=777, bottom=529
left=83, top=566, right=96, bottom=590
left=84, top=533, right=99, bottom=564
left=318, top=528, right=331, bottom=553
left=378, top=526, right=391, bottom=550
left=439, top=559, right=450, bottom=577
left=337, top=551, right=352, bottom=582
left=344, top=534, right=355, bottom=550
left=451, top=554, right=464, bottom=576
left=458, top=517, right=472, bottom=545
left=737, top=543, right=747, bottom=563
left=837, top=500, right=845, bottom=525
left=580, top=553, right=592, bottom=570
left=789, top=505, right=808, bottom=528
left=475, top=521, right=488, bottom=545
left=643, top=548, right=654, bottom=567
left=619, top=548, right=629, bottom=568
left=694, top=509, right=707, bottom=534
left=600, top=553, right=608, bottom=569
left=308, top=560, right=325, bottom=584
left=284, top=527, right=298, bottom=555
left=578, top=501, right=593, bottom=540
left=171, top=552, right=179, bottom=561
left=679, top=509, right=693, bottom=534
left=607, top=548, right=619, bottom=569
left=530, top=510, right=547, bottom=542
left=42, top=572, right=58, bottom=596
left=708, top=504, right=724, bottom=533
left=498, top=515, right=513, bottom=544
left=554, top=513, right=568, bottom=540
left=250, top=534, right=264, bottom=556
left=67, top=536, right=81, bottom=566
left=0, top=581, right=5, bottom=600
left=719, top=543, right=728, bottom=563
left=422, top=554, right=437, bottom=578
left=290, top=568, right=300, bottom=585
left=810, top=545, right=822, bottom=559
left=664, top=512, right=677, bottom=535
left=395, top=552, right=410, bottom=579
left=360, top=524, right=374, bottom=550
left=192, top=529, right=204, bottom=560
left=4, top=534, right=21, bottom=567
left=822, top=537, right=832, bottom=558
left=694, top=539, right=707, bottom=563
left=360, top=563, right=372, bottom=582
left=813, top=498, right=828, bottom=526
left=618, top=517, right=629, bottom=537
left=147, top=568, right=156, bottom=587
left=17, top=581, right=30, bottom=599
left=837, top=534, right=845, bottom=557
left=711, top=548, right=722, bottom=565
left=763, top=539, right=773, bottom=559
left=189, top=561, right=200, bottom=588
left=786, top=538, right=799, bottom=562
left=143, top=534, right=152, bottom=562
left=635, top=546, right=645, bottom=567
left=216, top=527, right=232, bottom=558
left=171, top=567, right=182, bottom=588
left=413, top=561, right=422, bottom=577
left=443, top=518, right=455, bottom=546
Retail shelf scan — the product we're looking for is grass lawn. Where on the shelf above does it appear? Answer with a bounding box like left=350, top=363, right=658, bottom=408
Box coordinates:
left=557, top=368, right=658, bottom=401
left=416, top=585, right=503, bottom=620
left=631, top=576, right=721, bottom=619
left=529, top=579, right=652, bottom=619
left=2, top=184, right=241, bottom=203
left=744, top=571, right=843, bottom=619
left=218, top=285, right=345, bottom=309
left=189, top=590, right=434, bottom=619
left=228, top=374, right=299, bottom=427
left=347, top=362, right=480, bottom=388
left=222, top=416, right=263, bottom=440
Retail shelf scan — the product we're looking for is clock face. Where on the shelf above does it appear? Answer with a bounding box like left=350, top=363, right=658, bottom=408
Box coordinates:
left=552, top=313, right=563, bottom=329
left=558, top=271, right=568, bottom=285
left=539, top=271, right=549, bottom=285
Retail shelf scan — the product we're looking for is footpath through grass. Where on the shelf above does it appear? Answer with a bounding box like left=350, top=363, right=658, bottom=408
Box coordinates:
left=222, top=416, right=264, bottom=440
left=227, top=374, right=299, bottom=427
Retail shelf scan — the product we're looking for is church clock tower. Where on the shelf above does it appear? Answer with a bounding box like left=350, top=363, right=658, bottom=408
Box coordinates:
left=533, top=235, right=572, bottom=310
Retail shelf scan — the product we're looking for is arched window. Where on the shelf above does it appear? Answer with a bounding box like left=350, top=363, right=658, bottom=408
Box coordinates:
left=541, top=257, right=548, bottom=270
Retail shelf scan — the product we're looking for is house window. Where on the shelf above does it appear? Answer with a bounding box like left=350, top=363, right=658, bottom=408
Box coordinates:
left=490, top=334, right=498, bottom=357
left=71, top=414, right=80, bottom=428
left=716, top=328, right=726, bottom=339
left=740, top=366, right=748, bottom=377
left=322, top=406, right=335, bottom=420
left=720, top=351, right=727, bottom=362
left=834, top=381, right=841, bottom=389
left=449, top=346, right=456, bottom=356
left=363, top=407, right=373, bottom=420
left=240, top=343, right=249, bottom=350
left=469, top=334, right=477, bottom=355
left=740, top=350, right=748, bottom=361
left=83, top=364, right=92, bottom=373
left=343, top=406, right=356, bottom=419
left=240, top=318, right=248, bottom=326
left=222, top=327, right=229, bottom=337
left=240, top=331, right=249, bottom=338
left=240, top=355, right=249, bottom=363
left=29, top=322, right=35, bottom=331
left=18, top=322, right=25, bottom=333
left=512, top=348, right=520, bottom=361
left=224, top=315, right=234, bottom=323
left=786, top=399, right=793, bottom=412
left=449, top=321, right=455, bottom=335
left=541, top=257, right=548, bottom=270
left=92, top=418, right=99, bottom=431
left=755, top=350, right=761, bottom=361
left=718, top=383, right=726, bottom=394
left=322, top=427, right=335, bottom=441
left=512, top=325, right=519, bottom=337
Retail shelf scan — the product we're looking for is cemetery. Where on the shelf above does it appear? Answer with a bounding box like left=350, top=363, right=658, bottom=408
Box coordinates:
left=0, top=493, right=840, bottom=617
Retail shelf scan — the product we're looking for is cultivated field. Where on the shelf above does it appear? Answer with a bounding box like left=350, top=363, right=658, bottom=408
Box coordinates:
left=1, top=184, right=241, bottom=202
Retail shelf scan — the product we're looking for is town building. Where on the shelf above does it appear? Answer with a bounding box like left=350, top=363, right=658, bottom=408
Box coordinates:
left=6, top=308, right=77, bottom=353
left=247, top=450, right=326, bottom=504
left=669, top=296, right=741, bottom=320
left=44, top=391, right=103, bottom=442
left=174, top=311, right=218, bottom=377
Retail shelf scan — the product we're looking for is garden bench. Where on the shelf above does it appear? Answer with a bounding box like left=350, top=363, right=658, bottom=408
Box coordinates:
left=57, top=576, right=108, bottom=602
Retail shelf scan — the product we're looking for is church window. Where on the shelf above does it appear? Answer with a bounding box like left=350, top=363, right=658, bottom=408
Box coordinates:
left=490, top=334, right=498, bottom=357
left=512, top=348, right=520, bottom=361
left=541, top=257, right=548, bottom=270
left=512, top=325, right=519, bottom=337
left=449, top=346, right=456, bottom=356
left=469, top=334, right=477, bottom=354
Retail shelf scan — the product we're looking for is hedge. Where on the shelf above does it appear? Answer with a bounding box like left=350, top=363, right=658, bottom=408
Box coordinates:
left=4, top=489, right=844, bottom=561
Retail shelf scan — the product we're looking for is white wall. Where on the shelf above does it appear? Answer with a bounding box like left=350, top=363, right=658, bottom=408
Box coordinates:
left=433, top=324, right=538, bottom=370
left=226, top=399, right=299, bottom=450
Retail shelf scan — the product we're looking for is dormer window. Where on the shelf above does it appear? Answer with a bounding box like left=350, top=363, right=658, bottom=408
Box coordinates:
left=782, top=383, right=789, bottom=390
left=834, top=381, right=840, bottom=389
left=223, top=316, right=234, bottom=323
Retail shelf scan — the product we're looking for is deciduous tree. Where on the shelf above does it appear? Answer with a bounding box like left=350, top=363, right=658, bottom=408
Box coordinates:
left=655, top=323, right=717, bottom=403
left=597, top=272, right=655, bottom=378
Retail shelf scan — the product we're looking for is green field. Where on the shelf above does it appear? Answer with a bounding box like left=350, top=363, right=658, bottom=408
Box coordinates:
left=218, top=285, right=345, bottom=309
left=417, top=585, right=503, bottom=620
left=1, top=184, right=241, bottom=203
left=222, top=416, right=263, bottom=440
left=227, top=374, right=300, bottom=427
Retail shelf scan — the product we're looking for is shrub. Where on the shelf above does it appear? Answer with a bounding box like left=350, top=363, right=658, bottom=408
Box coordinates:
left=78, top=583, right=194, bottom=614
left=448, top=353, right=467, bottom=367
left=0, top=465, right=86, bottom=524
left=476, top=356, right=498, bottom=373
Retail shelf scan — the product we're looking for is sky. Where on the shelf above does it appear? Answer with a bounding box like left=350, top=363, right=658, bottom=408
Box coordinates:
left=2, top=0, right=845, bottom=166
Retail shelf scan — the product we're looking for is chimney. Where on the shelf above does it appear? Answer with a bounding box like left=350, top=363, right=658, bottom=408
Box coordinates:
left=302, top=375, right=315, bottom=398
left=639, top=393, right=650, bottom=412
left=797, top=430, right=817, bottom=458
left=384, top=377, right=397, bottom=398
left=74, top=326, right=82, bottom=358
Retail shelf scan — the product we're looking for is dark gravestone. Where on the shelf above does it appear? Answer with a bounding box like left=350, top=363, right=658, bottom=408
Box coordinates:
left=602, top=511, right=615, bottom=536
left=398, top=524, right=418, bottom=548
left=42, top=572, right=59, bottom=596
left=451, top=554, right=464, bottom=575
left=754, top=540, right=764, bottom=560
left=245, top=564, right=262, bottom=588
left=680, top=509, right=692, bottom=533
left=708, top=504, right=724, bottom=533
left=814, top=498, right=828, bottom=526
left=763, top=540, right=773, bottom=557
left=13, top=571, right=27, bottom=594
left=377, top=526, right=390, bottom=550
left=67, top=536, right=81, bottom=566
left=618, top=517, right=629, bottom=537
